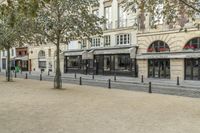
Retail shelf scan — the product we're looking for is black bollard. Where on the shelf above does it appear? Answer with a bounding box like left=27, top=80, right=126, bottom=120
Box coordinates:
left=79, top=77, right=82, bottom=85
left=48, top=70, right=50, bottom=76
left=141, top=75, right=144, bottom=83
left=25, top=73, right=28, bottom=79
left=40, top=74, right=42, bottom=81
left=15, top=72, right=17, bottom=78
left=108, top=79, right=111, bottom=89
left=177, top=76, right=180, bottom=86
left=75, top=73, right=77, bottom=79
left=149, top=82, right=152, bottom=93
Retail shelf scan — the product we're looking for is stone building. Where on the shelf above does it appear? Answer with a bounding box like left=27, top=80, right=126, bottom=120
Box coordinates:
left=64, top=0, right=138, bottom=76
left=28, top=44, right=66, bottom=73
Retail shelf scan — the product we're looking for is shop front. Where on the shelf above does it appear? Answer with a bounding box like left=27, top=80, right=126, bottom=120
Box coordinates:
left=184, top=37, right=200, bottom=81
left=15, top=57, right=29, bottom=71
left=93, top=47, right=137, bottom=77
left=64, top=47, right=138, bottom=77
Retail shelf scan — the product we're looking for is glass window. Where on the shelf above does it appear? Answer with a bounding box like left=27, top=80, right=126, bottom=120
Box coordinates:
left=81, top=39, right=87, bottom=49
left=67, top=56, right=81, bottom=68
left=104, top=35, right=111, bottom=47
left=116, top=34, right=130, bottom=45
left=148, top=59, right=170, bottom=79
left=91, top=37, right=101, bottom=47
left=118, top=4, right=127, bottom=28
left=104, top=6, right=112, bottom=29
left=184, top=37, right=200, bottom=50
left=148, top=41, right=170, bottom=52
left=185, top=59, right=200, bottom=80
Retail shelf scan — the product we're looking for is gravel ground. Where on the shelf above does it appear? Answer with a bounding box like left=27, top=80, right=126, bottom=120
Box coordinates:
left=0, top=76, right=200, bottom=133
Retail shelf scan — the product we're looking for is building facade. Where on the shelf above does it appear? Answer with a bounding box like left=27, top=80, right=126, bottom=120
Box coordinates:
left=64, top=0, right=138, bottom=77
left=28, top=44, right=66, bottom=73
left=137, top=27, right=200, bottom=81
left=0, top=48, right=16, bottom=72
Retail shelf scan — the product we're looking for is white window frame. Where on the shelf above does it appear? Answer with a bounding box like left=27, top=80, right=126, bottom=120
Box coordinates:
left=116, top=34, right=130, bottom=45
left=104, top=35, right=111, bottom=47
left=91, top=37, right=101, bottom=47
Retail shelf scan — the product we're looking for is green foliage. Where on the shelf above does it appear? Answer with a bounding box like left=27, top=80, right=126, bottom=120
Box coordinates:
left=123, top=0, right=200, bottom=27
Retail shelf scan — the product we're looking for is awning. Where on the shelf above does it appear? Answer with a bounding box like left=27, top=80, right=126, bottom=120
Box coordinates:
left=82, top=50, right=94, bottom=60
left=64, top=50, right=84, bottom=56
left=93, top=47, right=137, bottom=58
left=137, top=52, right=200, bottom=59
left=15, top=56, right=28, bottom=61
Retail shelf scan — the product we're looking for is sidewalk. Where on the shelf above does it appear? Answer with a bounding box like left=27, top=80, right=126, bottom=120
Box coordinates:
left=1, top=71, right=200, bottom=89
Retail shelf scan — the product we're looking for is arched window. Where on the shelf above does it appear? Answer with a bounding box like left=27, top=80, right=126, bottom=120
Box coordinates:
left=38, top=50, right=45, bottom=59
left=147, top=41, right=170, bottom=52
left=184, top=37, right=200, bottom=50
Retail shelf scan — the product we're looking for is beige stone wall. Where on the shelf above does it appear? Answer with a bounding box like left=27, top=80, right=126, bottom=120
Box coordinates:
left=137, top=29, right=200, bottom=54
left=137, top=59, right=148, bottom=79
left=28, top=44, right=66, bottom=73
left=137, top=29, right=200, bottom=80
left=170, top=59, right=185, bottom=81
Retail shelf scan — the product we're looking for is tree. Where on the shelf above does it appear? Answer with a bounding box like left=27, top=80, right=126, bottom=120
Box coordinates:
left=0, top=0, right=34, bottom=81
left=122, top=0, right=200, bottom=30
left=31, top=0, right=105, bottom=89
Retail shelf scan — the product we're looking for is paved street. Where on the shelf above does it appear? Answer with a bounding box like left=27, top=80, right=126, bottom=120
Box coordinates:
left=0, top=76, right=200, bottom=133
left=1, top=71, right=200, bottom=98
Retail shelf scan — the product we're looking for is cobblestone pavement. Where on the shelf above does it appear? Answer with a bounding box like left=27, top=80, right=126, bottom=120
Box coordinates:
left=1, top=72, right=200, bottom=98
left=0, top=77, right=200, bottom=133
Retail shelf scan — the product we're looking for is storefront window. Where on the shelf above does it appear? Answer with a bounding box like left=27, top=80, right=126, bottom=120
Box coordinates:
left=148, top=41, right=170, bottom=52
left=67, top=56, right=81, bottom=68
left=183, top=37, right=200, bottom=50
left=115, top=55, right=131, bottom=72
left=185, top=59, right=200, bottom=80
left=148, top=59, right=170, bottom=79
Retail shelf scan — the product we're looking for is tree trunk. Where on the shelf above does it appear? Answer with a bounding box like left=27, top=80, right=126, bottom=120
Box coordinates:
left=6, top=48, right=11, bottom=82
left=55, top=38, right=62, bottom=89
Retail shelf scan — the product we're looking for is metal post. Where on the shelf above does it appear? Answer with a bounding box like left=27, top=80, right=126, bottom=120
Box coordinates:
left=40, top=74, right=42, bottom=81
left=141, top=75, right=144, bottom=83
left=149, top=82, right=152, bottom=93
left=48, top=70, right=50, bottom=76
left=79, top=77, right=82, bottom=85
left=108, top=79, right=111, bottom=89
left=25, top=73, right=28, bottom=79
left=15, top=72, right=17, bottom=78
left=177, top=76, right=180, bottom=86
left=75, top=72, right=77, bottom=79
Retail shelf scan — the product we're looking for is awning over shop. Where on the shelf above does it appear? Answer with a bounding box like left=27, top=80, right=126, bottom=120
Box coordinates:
left=64, top=46, right=138, bottom=59
left=64, top=50, right=84, bottom=56
left=15, top=56, right=28, bottom=61
left=137, top=52, right=200, bottom=59
left=93, top=46, right=137, bottom=58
